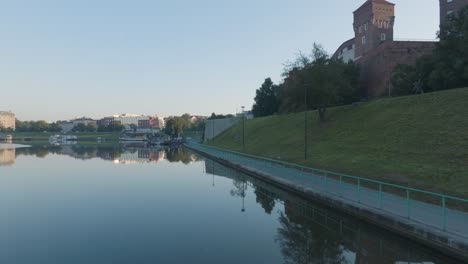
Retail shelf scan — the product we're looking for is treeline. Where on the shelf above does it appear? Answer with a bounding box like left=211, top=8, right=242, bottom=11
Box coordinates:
left=164, top=114, right=205, bottom=137
left=252, top=44, right=360, bottom=121
left=14, top=120, right=62, bottom=132
left=391, top=7, right=468, bottom=96
left=208, top=113, right=234, bottom=120
left=97, top=123, right=126, bottom=132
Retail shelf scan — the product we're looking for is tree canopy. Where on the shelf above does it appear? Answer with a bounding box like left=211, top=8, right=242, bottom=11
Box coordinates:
left=252, top=78, right=281, bottom=118
left=391, top=6, right=468, bottom=96
left=15, top=120, right=62, bottom=132
left=279, top=44, right=360, bottom=121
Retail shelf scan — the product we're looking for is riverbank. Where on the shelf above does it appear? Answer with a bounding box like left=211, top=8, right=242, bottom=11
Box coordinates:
left=186, top=143, right=468, bottom=262
left=206, top=88, right=468, bottom=199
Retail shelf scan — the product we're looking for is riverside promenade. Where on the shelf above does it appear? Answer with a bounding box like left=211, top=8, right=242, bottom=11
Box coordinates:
left=186, top=142, right=468, bottom=261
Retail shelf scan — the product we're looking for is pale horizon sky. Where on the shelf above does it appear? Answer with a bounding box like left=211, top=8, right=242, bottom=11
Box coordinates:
left=1, top=0, right=439, bottom=122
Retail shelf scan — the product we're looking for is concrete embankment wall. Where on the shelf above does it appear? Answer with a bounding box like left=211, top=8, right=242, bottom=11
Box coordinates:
left=204, top=117, right=239, bottom=142
left=186, top=144, right=468, bottom=263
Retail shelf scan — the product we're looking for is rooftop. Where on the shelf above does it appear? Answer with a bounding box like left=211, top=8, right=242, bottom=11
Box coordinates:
left=354, top=0, right=395, bottom=13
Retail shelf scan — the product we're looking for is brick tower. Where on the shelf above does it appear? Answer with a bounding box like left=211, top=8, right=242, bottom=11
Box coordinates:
left=353, top=0, right=395, bottom=59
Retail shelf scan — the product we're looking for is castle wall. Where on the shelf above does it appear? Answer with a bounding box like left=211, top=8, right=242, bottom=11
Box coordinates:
left=357, top=41, right=436, bottom=98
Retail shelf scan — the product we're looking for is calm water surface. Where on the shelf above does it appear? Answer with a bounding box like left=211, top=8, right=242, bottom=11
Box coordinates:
left=0, top=143, right=461, bottom=264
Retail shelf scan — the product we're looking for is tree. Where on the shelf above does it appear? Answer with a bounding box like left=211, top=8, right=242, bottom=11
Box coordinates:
left=49, top=122, right=63, bottom=132
left=280, top=43, right=360, bottom=122
left=86, top=123, right=97, bottom=132
left=390, top=64, right=417, bottom=96
left=164, top=117, right=189, bottom=137
left=72, top=123, right=87, bottom=132
left=97, top=122, right=125, bottom=132
left=129, top=124, right=137, bottom=132
left=252, top=78, right=281, bottom=117
left=391, top=6, right=468, bottom=95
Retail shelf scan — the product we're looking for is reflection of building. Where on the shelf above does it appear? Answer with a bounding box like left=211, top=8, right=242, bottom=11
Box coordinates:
left=0, top=148, right=15, bottom=166
left=113, top=149, right=166, bottom=164
left=440, top=0, right=468, bottom=26
left=0, top=111, right=15, bottom=130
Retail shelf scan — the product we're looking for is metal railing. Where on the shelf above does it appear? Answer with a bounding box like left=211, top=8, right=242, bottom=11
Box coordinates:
left=186, top=142, right=468, bottom=237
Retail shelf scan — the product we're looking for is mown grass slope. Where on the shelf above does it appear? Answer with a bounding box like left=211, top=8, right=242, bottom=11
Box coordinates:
left=207, top=88, right=468, bottom=198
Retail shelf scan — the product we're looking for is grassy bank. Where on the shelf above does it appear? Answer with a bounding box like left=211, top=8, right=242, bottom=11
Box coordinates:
left=11, top=132, right=120, bottom=143
left=207, top=88, right=468, bottom=198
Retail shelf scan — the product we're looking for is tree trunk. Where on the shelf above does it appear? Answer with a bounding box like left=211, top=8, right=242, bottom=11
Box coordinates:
left=318, top=107, right=327, bottom=122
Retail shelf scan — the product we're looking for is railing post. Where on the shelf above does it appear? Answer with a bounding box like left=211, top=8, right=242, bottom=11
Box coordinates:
left=442, top=196, right=447, bottom=231
left=324, top=172, right=328, bottom=191
left=406, top=190, right=411, bottom=219
left=339, top=175, right=343, bottom=196
left=379, top=183, right=382, bottom=209
left=357, top=178, right=361, bottom=203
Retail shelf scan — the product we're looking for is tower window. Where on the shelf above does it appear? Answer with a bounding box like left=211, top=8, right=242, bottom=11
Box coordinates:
left=364, top=23, right=368, bottom=31
left=381, top=33, right=386, bottom=41
left=362, top=36, right=366, bottom=44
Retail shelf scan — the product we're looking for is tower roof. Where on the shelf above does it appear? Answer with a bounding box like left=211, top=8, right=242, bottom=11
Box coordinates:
left=354, top=0, right=395, bottom=13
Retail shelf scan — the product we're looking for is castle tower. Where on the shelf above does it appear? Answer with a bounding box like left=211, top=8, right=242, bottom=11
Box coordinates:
left=353, top=0, right=395, bottom=59
left=440, top=0, right=468, bottom=27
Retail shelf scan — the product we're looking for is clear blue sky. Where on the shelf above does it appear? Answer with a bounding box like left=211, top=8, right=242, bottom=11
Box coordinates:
left=1, top=0, right=439, bottom=121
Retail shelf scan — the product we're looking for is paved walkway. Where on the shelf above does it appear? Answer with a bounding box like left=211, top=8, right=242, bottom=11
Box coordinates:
left=187, top=143, right=468, bottom=239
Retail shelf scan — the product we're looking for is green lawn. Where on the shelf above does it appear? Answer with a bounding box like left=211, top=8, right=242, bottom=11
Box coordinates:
left=207, top=88, right=468, bottom=199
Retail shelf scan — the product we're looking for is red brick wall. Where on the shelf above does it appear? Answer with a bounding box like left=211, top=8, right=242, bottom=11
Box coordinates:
left=357, top=41, right=436, bottom=98
left=354, top=1, right=395, bottom=59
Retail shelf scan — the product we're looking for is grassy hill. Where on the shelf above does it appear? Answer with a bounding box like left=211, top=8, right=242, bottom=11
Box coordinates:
left=207, top=88, right=468, bottom=198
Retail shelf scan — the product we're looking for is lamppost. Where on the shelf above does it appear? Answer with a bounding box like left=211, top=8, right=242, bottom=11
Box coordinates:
left=304, top=85, right=308, bottom=160
left=241, top=180, right=246, bottom=212
left=241, top=106, right=246, bottom=152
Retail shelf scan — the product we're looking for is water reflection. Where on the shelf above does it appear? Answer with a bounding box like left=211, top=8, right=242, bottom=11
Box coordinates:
left=204, top=159, right=459, bottom=264
left=0, top=144, right=461, bottom=263
left=8, top=144, right=201, bottom=165
left=0, top=148, right=15, bottom=166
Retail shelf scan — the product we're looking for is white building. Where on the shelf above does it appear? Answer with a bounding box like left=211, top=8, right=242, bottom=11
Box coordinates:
left=60, top=118, right=97, bottom=132
left=112, top=114, right=150, bottom=129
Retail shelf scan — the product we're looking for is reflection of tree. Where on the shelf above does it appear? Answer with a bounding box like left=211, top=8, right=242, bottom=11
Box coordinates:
left=230, top=177, right=248, bottom=212
left=253, top=185, right=276, bottom=215
left=96, top=146, right=122, bottom=160
left=276, top=206, right=346, bottom=264
left=15, top=145, right=62, bottom=158
left=165, top=147, right=199, bottom=164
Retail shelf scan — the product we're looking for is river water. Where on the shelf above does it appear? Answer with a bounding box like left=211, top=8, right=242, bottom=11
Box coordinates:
left=0, top=144, right=461, bottom=263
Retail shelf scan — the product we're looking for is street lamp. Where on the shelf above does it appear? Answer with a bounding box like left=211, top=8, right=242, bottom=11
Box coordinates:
left=304, top=85, right=308, bottom=160
left=241, top=106, right=245, bottom=152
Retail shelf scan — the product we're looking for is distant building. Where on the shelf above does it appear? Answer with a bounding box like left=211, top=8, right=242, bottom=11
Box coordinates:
left=189, top=115, right=208, bottom=124
left=236, top=111, right=254, bottom=120
left=440, top=0, right=468, bottom=26
left=97, top=114, right=165, bottom=130
left=138, top=116, right=165, bottom=130
left=97, top=117, right=116, bottom=127
left=110, top=114, right=150, bottom=129
left=0, top=111, right=15, bottom=131
left=334, top=38, right=356, bottom=63
left=60, top=117, right=97, bottom=132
